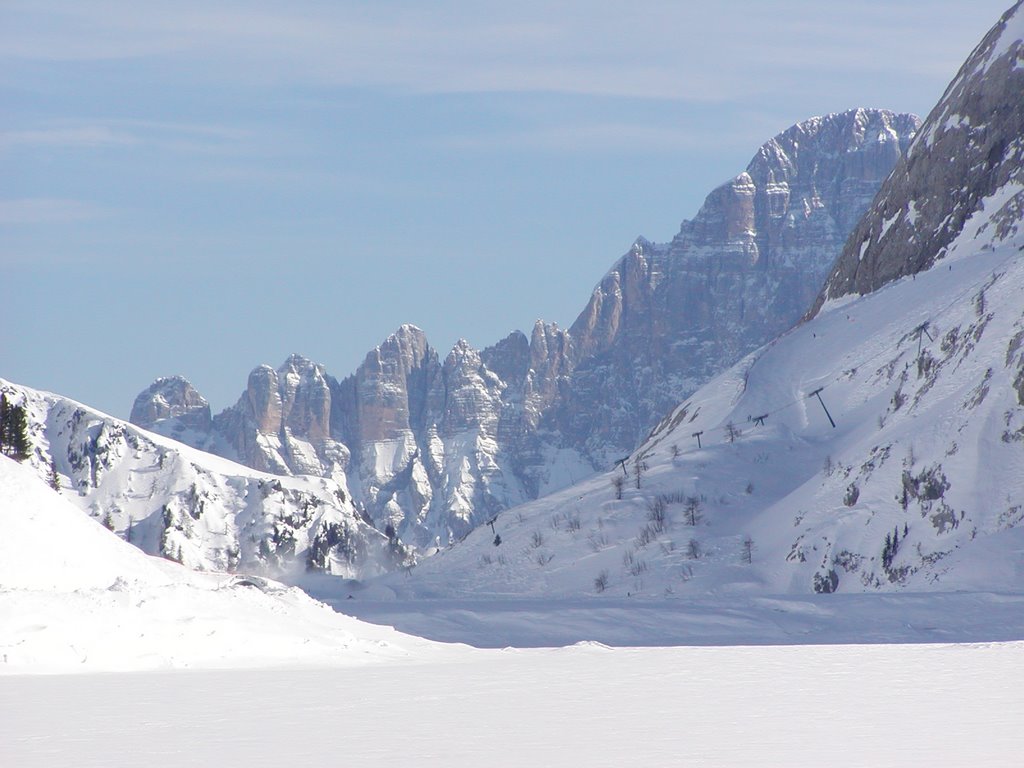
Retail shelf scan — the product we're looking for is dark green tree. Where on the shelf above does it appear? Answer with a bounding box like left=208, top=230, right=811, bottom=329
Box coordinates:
left=0, top=394, right=31, bottom=462
left=0, top=394, right=9, bottom=452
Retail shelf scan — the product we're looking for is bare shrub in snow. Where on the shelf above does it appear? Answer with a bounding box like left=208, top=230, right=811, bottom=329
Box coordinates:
left=623, top=549, right=648, bottom=576
left=647, top=498, right=669, bottom=532
left=635, top=523, right=658, bottom=549
left=683, top=496, right=702, bottom=527
left=687, top=538, right=702, bottom=559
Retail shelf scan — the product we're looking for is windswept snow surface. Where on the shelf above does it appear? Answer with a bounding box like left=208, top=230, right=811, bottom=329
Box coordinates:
left=0, top=457, right=440, bottom=673
left=2, top=642, right=1022, bottom=767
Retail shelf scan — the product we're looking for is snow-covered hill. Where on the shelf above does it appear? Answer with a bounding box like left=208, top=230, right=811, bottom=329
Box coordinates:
left=0, top=456, right=440, bottom=673
left=381, top=3, right=1024, bottom=599
left=0, top=380, right=409, bottom=579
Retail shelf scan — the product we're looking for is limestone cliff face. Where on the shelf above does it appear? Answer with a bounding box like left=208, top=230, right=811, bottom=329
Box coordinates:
left=132, top=109, right=918, bottom=552
left=211, top=355, right=350, bottom=479
left=562, top=108, right=920, bottom=462
left=813, top=1, right=1024, bottom=311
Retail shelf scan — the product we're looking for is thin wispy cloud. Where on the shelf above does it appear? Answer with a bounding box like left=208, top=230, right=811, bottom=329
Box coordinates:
left=434, top=116, right=787, bottom=155
left=0, top=198, right=107, bottom=225
left=1, top=1, right=999, bottom=102
left=0, top=126, right=139, bottom=150
left=0, top=120, right=255, bottom=156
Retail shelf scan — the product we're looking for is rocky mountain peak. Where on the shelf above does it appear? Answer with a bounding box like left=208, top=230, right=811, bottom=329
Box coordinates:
left=130, top=375, right=211, bottom=434
left=812, top=3, right=1024, bottom=312
left=559, top=107, right=920, bottom=464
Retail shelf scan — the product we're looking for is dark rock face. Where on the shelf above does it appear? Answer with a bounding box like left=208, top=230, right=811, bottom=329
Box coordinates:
left=132, top=109, right=918, bottom=551
left=813, top=2, right=1024, bottom=311
left=130, top=376, right=212, bottom=434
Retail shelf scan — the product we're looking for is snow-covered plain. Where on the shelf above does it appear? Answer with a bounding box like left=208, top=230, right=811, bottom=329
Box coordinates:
left=3, top=642, right=1022, bottom=767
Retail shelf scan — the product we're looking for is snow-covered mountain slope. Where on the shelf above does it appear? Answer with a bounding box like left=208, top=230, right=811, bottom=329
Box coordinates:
left=0, top=456, right=441, bottom=673
left=385, top=236, right=1024, bottom=598
left=0, top=379, right=409, bottom=578
left=133, top=109, right=917, bottom=556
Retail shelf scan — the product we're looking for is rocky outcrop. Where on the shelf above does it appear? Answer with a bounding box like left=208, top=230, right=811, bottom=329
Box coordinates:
left=4, top=378, right=402, bottom=579
left=212, top=355, right=350, bottom=479
left=132, top=109, right=918, bottom=553
left=130, top=376, right=212, bottom=434
left=813, top=1, right=1024, bottom=311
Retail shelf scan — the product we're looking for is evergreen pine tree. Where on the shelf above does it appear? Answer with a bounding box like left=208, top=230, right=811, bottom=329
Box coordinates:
left=48, top=458, right=61, bottom=490
left=0, top=393, right=10, bottom=454
left=8, top=403, right=31, bottom=461
left=0, top=395, right=31, bottom=462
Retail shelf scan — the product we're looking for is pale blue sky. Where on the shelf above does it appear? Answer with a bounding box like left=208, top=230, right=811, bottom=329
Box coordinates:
left=2, top=1, right=1011, bottom=417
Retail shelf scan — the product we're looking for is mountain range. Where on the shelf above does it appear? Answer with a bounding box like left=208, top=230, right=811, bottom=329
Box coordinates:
left=130, top=108, right=919, bottom=552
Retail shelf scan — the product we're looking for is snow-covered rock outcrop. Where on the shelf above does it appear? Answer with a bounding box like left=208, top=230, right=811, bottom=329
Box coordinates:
left=560, top=108, right=920, bottom=464
left=814, top=1, right=1024, bottom=309
left=1, top=379, right=407, bottom=578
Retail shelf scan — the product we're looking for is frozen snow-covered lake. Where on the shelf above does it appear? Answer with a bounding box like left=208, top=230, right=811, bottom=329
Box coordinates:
left=324, top=591, right=1024, bottom=648
left=3, top=640, right=1022, bottom=767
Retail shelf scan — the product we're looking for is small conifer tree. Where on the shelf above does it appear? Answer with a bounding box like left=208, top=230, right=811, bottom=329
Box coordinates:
left=0, top=394, right=31, bottom=462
